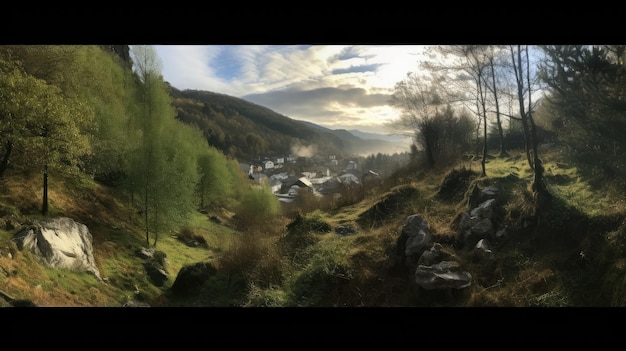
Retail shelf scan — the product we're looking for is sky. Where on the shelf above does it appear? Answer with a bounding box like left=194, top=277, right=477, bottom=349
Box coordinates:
left=153, top=45, right=430, bottom=139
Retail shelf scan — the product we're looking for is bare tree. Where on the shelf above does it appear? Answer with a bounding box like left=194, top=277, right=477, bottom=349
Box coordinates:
left=510, top=45, right=551, bottom=211
left=484, top=45, right=509, bottom=157
left=388, top=72, right=445, bottom=167
left=429, top=45, right=492, bottom=175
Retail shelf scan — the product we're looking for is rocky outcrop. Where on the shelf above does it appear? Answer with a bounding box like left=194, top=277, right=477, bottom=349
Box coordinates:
left=397, top=214, right=433, bottom=267
left=392, top=214, right=473, bottom=292
left=454, top=185, right=507, bottom=248
left=171, top=262, right=217, bottom=297
left=135, top=247, right=169, bottom=287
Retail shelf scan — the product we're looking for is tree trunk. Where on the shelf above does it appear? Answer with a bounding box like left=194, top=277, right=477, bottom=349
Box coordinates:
left=520, top=112, right=533, bottom=169
left=512, top=46, right=534, bottom=169
left=152, top=205, right=158, bottom=247
left=477, top=71, right=487, bottom=177
left=525, top=48, right=551, bottom=213
left=0, top=140, right=12, bottom=178
left=496, top=114, right=507, bottom=157
left=488, top=55, right=507, bottom=157
left=199, top=180, right=205, bottom=209
left=481, top=113, right=487, bottom=176
left=425, top=140, right=436, bottom=168
left=42, top=164, right=49, bottom=216
left=144, top=184, right=149, bottom=246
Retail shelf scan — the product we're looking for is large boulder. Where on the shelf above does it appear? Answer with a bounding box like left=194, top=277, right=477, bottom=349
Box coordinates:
left=12, top=217, right=101, bottom=280
left=170, top=262, right=217, bottom=297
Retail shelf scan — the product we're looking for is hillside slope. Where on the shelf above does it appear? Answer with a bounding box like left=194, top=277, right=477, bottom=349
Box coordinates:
left=0, top=145, right=625, bottom=307
left=156, top=145, right=626, bottom=307
left=169, top=87, right=408, bottom=160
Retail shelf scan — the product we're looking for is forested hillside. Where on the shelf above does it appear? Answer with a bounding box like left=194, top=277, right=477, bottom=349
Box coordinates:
left=0, top=45, right=625, bottom=313
left=169, top=88, right=408, bottom=159
left=169, top=88, right=347, bottom=160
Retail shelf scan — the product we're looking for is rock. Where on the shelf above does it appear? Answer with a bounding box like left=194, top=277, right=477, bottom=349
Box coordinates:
left=135, top=247, right=155, bottom=259
left=481, top=186, right=499, bottom=200
left=402, top=214, right=432, bottom=258
left=414, top=261, right=472, bottom=290
left=144, top=260, right=168, bottom=287
left=12, top=217, right=101, bottom=280
left=335, top=225, right=357, bottom=236
left=470, top=199, right=496, bottom=219
left=417, top=243, right=452, bottom=266
left=171, top=262, right=217, bottom=297
left=123, top=300, right=150, bottom=307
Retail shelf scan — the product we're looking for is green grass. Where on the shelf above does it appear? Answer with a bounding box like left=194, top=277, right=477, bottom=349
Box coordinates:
left=0, top=169, right=244, bottom=306
left=545, top=163, right=623, bottom=217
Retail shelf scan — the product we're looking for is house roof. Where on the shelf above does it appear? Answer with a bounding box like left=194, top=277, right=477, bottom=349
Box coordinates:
left=295, top=177, right=313, bottom=188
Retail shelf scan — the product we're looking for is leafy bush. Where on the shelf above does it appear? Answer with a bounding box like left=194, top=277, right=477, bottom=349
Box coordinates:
left=233, top=183, right=280, bottom=229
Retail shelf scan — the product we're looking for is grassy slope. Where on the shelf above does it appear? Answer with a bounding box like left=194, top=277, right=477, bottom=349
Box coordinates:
left=0, top=170, right=237, bottom=307
left=261, top=146, right=626, bottom=307
left=1, top=145, right=625, bottom=307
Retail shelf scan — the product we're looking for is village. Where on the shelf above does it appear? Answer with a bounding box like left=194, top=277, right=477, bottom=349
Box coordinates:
left=239, top=154, right=379, bottom=204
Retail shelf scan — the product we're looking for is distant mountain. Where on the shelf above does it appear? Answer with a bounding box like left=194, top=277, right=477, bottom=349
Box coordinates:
left=169, top=87, right=410, bottom=159
left=301, top=121, right=411, bottom=156
left=348, top=129, right=412, bottom=144
left=169, top=88, right=347, bottom=159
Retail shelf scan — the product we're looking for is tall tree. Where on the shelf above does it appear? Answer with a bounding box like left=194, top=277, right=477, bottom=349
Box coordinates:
left=509, top=46, right=534, bottom=169
left=128, top=45, right=203, bottom=247
left=64, top=45, right=139, bottom=183
left=436, top=45, right=492, bottom=175
left=129, top=45, right=171, bottom=246
left=510, top=45, right=550, bottom=211
left=472, top=48, right=489, bottom=176
left=148, top=122, right=202, bottom=246
left=484, top=46, right=509, bottom=157
left=0, top=55, right=93, bottom=214
left=197, top=145, right=235, bottom=210
left=424, top=45, right=504, bottom=175
left=388, top=72, right=445, bottom=168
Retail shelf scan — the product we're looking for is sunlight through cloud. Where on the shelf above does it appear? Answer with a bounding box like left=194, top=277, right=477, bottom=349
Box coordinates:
left=154, top=44, right=429, bottom=136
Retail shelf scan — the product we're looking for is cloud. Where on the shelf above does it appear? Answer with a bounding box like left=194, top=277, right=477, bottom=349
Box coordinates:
left=243, top=86, right=390, bottom=110
left=154, top=44, right=429, bottom=136
left=241, top=85, right=393, bottom=133
left=332, top=63, right=384, bottom=75
left=155, top=45, right=241, bottom=95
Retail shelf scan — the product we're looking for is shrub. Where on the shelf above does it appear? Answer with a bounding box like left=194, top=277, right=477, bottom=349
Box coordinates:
left=233, top=183, right=280, bottom=229
left=176, top=226, right=208, bottom=248
left=218, top=229, right=288, bottom=304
